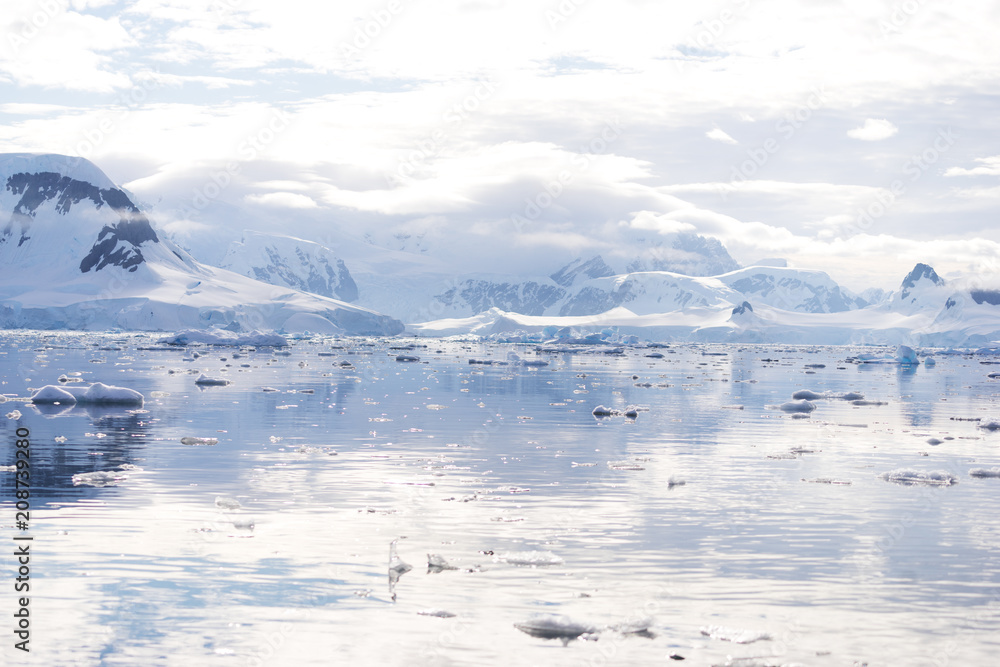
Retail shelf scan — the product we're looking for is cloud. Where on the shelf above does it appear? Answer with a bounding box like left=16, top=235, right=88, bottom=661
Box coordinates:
left=847, top=118, right=899, bottom=141
left=244, top=192, right=319, bottom=208
left=706, top=128, right=738, bottom=144
left=945, top=156, right=1000, bottom=177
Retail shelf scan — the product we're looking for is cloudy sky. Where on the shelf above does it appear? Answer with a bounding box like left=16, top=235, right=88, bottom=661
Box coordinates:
left=1, top=0, right=999, bottom=290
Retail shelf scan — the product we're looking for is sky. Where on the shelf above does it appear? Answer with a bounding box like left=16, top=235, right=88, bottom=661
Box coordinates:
left=1, top=0, right=999, bottom=291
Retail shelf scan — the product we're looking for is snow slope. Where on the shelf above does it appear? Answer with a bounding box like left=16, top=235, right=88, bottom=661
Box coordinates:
left=0, top=154, right=402, bottom=335
left=220, top=231, right=359, bottom=302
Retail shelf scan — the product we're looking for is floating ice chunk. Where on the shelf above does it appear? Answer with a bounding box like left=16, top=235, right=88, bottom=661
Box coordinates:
left=779, top=400, right=815, bottom=413
left=0, top=465, right=16, bottom=472
left=514, top=613, right=597, bottom=645
left=592, top=405, right=614, bottom=416
left=195, top=374, right=230, bottom=386
left=970, top=467, right=1000, bottom=478
left=608, top=460, right=646, bottom=471
left=71, top=465, right=139, bottom=487
left=896, top=344, right=919, bottom=364
left=840, top=391, right=865, bottom=401
left=427, top=553, right=458, bottom=573
left=802, top=477, right=852, bottom=485
left=181, top=437, right=218, bottom=446
left=499, top=550, right=564, bottom=566
left=979, top=418, right=1000, bottom=431
left=395, top=355, right=420, bottom=362
left=6, top=410, right=23, bottom=420
left=159, top=329, right=288, bottom=347
left=231, top=517, right=255, bottom=531
left=699, top=624, right=772, bottom=644
left=925, top=357, right=936, bottom=367
left=215, top=496, right=242, bottom=510
left=609, top=616, right=655, bottom=636
left=30, top=385, right=78, bottom=404
left=388, top=539, right=412, bottom=601
left=791, top=390, right=824, bottom=400
left=77, top=382, right=144, bottom=406
left=417, top=609, right=456, bottom=618
left=879, top=469, right=959, bottom=486
left=852, top=399, right=887, bottom=406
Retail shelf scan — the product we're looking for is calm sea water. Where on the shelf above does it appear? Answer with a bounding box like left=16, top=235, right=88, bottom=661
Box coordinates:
left=1, top=332, right=999, bottom=666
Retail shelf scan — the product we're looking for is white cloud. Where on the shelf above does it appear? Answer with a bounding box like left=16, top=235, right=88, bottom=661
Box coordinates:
left=945, top=156, right=1000, bottom=177
left=706, top=128, right=738, bottom=144
left=847, top=118, right=899, bottom=141
left=244, top=192, right=319, bottom=208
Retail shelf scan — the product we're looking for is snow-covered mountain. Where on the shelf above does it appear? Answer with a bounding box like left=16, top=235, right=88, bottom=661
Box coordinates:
left=0, top=153, right=402, bottom=335
left=220, top=231, right=359, bottom=302
left=716, top=266, right=868, bottom=313
left=411, top=262, right=1000, bottom=347
left=621, top=232, right=740, bottom=276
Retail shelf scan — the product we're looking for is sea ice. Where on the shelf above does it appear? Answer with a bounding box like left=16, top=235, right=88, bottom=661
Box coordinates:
left=159, top=329, right=288, bottom=347
left=195, top=374, right=230, bottom=386
left=499, top=550, right=564, bottom=566
left=215, top=496, right=242, bottom=509
left=879, top=469, right=959, bottom=486
left=699, top=624, right=772, bottom=643
left=514, top=613, right=597, bottom=645
left=181, top=437, right=218, bottom=446
left=388, top=539, right=412, bottom=601
left=30, top=385, right=78, bottom=404
left=779, top=400, right=816, bottom=413
left=427, top=553, right=458, bottom=572
left=969, top=467, right=1000, bottom=478
left=791, top=390, right=824, bottom=400
left=6, top=410, right=22, bottom=420
left=417, top=609, right=457, bottom=618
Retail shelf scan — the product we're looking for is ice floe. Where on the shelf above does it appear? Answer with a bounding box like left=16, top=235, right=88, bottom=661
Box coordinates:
left=427, top=553, right=458, bottom=573
left=159, top=329, right=288, bottom=347
left=72, top=464, right=142, bottom=487
left=879, top=469, right=959, bottom=486
left=181, top=437, right=218, bottom=446
left=32, top=382, right=144, bottom=406
left=779, top=400, right=816, bottom=413
left=417, top=609, right=456, bottom=618
left=969, top=467, right=1000, bottom=478
left=514, top=613, right=597, bottom=645
left=388, top=539, right=412, bottom=601
left=195, top=374, right=231, bottom=386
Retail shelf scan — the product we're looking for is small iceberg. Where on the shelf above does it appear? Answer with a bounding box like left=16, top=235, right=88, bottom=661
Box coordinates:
left=159, top=329, right=288, bottom=347
left=879, top=469, right=959, bottom=486
left=514, top=613, right=597, bottom=645
left=195, top=374, right=230, bottom=386
left=427, top=553, right=458, bottom=573
left=779, top=399, right=815, bottom=413
left=33, top=383, right=144, bottom=406
left=388, top=539, right=412, bottom=602
left=182, top=437, right=219, bottom=446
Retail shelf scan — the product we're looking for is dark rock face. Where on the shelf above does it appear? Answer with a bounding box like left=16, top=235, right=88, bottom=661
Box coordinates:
left=900, top=263, right=943, bottom=299
left=732, top=301, right=753, bottom=315
left=971, top=290, right=1000, bottom=306
left=4, top=171, right=159, bottom=273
